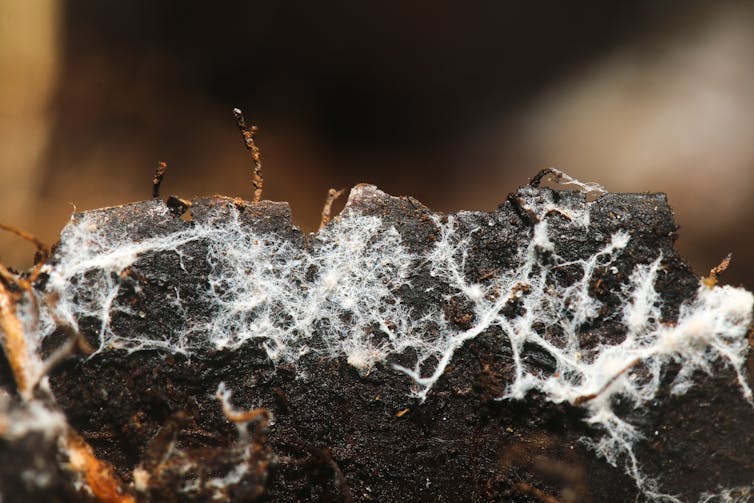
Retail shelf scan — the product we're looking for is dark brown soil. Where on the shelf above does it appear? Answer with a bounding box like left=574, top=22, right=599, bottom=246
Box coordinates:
left=2, top=183, right=753, bottom=502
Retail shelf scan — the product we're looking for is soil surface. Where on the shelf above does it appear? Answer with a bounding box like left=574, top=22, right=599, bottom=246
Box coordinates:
left=1, top=182, right=753, bottom=502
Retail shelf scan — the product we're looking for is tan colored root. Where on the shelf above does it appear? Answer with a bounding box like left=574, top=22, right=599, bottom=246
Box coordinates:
left=319, top=188, right=346, bottom=229
left=64, top=429, right=136, bottom=503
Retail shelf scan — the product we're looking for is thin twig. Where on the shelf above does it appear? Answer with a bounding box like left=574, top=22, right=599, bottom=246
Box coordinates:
left=232, top=108, right=263, bottom=202
left=319, top=188, right=346, bottom=229
left=152, top=161, right=168, bottom=198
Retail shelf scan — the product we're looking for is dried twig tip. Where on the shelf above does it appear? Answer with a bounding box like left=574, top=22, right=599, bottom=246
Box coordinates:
left=233, top=108, right=264, bottom=202
left=152, top=161, right=168, bottom=198
left=319, top=188, right=346, bottom=229
left=152, top=161, right=168, bottom=197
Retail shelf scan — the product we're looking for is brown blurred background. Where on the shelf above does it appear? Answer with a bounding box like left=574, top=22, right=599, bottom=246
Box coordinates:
left=1, top=1, right=753, bottom=289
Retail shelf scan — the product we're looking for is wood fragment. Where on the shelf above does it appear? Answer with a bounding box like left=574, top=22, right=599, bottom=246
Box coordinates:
left=152, top=161, right=168, bottom=198
left=319, top=188, right=346, bottom=229
left=233, top=108, right=263, bottom=202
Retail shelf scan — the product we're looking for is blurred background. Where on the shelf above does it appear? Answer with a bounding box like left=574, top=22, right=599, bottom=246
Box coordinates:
left=1, top=1, right=753, bottom=289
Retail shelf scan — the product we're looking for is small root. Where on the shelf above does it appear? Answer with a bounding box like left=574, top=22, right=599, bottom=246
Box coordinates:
left=215, top=382, right=270, bottom=442
left=233, top=108, right=264, bottom=202
left=319, top=188, right=346, bottom=229
left=64, top=429, right=136, bottom=503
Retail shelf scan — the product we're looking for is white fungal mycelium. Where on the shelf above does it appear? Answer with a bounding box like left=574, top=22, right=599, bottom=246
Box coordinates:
left=21, top=179, right=753, bottom=501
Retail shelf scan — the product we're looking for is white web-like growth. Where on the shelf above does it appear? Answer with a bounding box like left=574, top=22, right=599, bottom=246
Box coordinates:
left=24, top=183, right=754, bottom=502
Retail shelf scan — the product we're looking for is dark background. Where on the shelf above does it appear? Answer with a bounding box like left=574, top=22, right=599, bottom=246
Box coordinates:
left=1, top=1, right=753, bottom=289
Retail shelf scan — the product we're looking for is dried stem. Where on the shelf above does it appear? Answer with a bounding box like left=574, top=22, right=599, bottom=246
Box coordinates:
left=233, top=108, right=263, bottom=202
left=152, top=161, right=168, bottom=198
left=319, top=188, right=346, bottom=229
